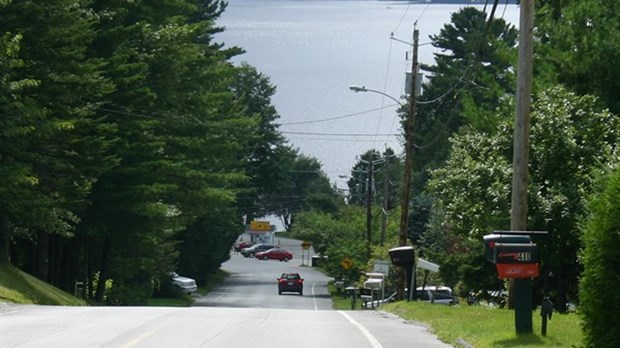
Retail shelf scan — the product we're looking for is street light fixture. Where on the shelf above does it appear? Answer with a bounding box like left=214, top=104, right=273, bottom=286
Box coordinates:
left=348, top=85, right=404, bottom=107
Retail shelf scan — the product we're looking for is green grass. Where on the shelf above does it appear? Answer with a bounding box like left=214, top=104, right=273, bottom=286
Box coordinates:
left=1, top=262, right=229, bottom=307
left=381, top=301, right=583, bottom=348
left=0, top=262, right=85, bottom=305
left=328, top=282, right=359, bottom=310
left=326, top=281, right=583, bottom=347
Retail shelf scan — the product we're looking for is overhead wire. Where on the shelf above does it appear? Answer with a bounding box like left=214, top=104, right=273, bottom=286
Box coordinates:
left=279, top=104, right=398, bottom=126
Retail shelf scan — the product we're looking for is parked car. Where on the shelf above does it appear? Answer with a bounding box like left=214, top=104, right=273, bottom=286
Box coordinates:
left=255, top=248, right=293, bottom=262
left=241, top=243, right=276, bottom=258
left=171, top=272, right=197, bottom=295
left=416, top=286, right=458, bottom=305
left=278, top=273, right=304, bottom=295
left=234, top=241, right=254, bottom=252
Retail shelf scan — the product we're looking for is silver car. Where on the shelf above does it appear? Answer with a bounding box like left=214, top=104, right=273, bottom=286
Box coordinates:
left=171, top=272, right=197, bottom=294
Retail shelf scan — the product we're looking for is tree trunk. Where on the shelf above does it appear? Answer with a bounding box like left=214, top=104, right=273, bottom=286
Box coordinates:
left=0, top=211, right=10, bottom=263
left=59, top=238, right=80, bottom=294
left=35, top=231, right=50, bottom=282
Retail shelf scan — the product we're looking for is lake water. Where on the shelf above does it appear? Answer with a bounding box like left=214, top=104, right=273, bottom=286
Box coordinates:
left=215, top=0, right=519, bottom=189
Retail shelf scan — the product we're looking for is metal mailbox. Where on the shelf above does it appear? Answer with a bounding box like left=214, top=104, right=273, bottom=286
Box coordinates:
left=483, top=234, right=531, bottom=263
left=494, top=243, right=539, bottom=278
left=388, top=246, right=415, bottom=266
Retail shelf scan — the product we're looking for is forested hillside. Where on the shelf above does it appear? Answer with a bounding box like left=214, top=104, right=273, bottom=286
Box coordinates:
left=0, top=0, right=341, bottom=305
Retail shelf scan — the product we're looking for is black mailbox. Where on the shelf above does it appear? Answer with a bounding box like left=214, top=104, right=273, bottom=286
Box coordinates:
left=389, top=246, right=417, bottom=301
left=388, top=246, right=415, bottom=266
left=494, top=243, right=539, bottom=264
left=483, top=234, right=530, bottom=263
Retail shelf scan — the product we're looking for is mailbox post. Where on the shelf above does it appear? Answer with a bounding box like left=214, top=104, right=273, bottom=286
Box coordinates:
left=388, top=246, right=416, bottom=301
left=363, top=273, right=385, bottom=309
left=483, top=231, right=546, bottom=334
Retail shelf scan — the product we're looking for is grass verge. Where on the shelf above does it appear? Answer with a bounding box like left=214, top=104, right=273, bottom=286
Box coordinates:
left=0, top=262, right=85, bottom=305
left=327, top=281, right=582, bottom=347
left=383, top=301, right=582, bottom=348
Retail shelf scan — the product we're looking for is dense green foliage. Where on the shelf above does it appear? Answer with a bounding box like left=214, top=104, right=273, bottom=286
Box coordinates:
left=426, top=87, right=619, bottom=303
left=0, top=0, right=340, bottom=305
left=537, top=0, right=620, bottom=114
left=293, top=4, right=620, bottom=331
left=579, top=165, right=620, bottom=348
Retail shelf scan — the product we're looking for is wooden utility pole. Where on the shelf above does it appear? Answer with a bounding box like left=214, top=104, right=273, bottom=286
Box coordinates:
left=399, top=27, right=419, bottom=247
left=366, top=159, right=373, bottom=259
left=397, top=26, right=419, bottom=301
left=511, top=0, right=534, bottom=334
left=380, top=150, right=389, bottom=246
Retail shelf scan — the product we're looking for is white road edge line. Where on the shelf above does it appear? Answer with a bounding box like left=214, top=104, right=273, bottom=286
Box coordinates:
left=338, top=311, right=383, bottom=348
left=312, top=282, right=318, bottom=310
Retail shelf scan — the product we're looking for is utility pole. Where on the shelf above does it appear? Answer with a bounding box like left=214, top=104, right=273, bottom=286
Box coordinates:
left=380, top=150, right=389, bottom=246
left=511, top=0, right=534, bottom=334
left=397, top=25, right=419, bottom=300
left=399, top=27, right=419, bottom=247
left=366, top=159, right=373, bottom=259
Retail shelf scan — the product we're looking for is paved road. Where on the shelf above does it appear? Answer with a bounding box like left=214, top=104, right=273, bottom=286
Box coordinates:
left=194, top=238, right=332, bottom=310
left=0, top=303, right=451, bottom=348
left=0, top=236, right=453, bottom=347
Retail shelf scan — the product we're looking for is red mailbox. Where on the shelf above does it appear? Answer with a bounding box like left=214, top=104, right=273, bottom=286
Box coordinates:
left=494, top=243, right=539, bottom=278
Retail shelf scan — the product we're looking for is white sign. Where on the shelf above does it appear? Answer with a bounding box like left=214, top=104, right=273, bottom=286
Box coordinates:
left=418, top=258, right=440, bottom=273
left=373, top=260, right=390, bottom=276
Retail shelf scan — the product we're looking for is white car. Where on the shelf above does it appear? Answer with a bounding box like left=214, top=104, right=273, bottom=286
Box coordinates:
left=416, top=286, right=458, bottom=305
left=171, top=272, right=197, bottom=294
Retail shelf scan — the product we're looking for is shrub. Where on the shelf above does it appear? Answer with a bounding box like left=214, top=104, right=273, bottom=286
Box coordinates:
left=579, top=165, right=620, bottom=348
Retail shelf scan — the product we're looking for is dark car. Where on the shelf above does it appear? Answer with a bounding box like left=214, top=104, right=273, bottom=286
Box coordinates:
left=278, top=273, right=303, bottom=295
left=234, top=241, right=254, bottom=252
left=240, top=243, right=276, bottom=258
left=255, top=248, right=293, bottom=262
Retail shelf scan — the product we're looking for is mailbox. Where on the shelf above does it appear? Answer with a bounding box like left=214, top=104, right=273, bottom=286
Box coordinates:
left=364, top=272, right=384, bottom=290
left=494, top=242, right=540, bottom=278
left=364, top=278, right=383, bottom=290
left=389, top=246, right=416, bottom=301
left=388, top=246, right=415, bottom=266
left=483, top=234, right=530, bottom=263
left=494, top=243, right=539, bottom=264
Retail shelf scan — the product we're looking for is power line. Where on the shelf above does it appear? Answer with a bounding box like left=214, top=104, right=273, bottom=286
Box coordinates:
left=282, top=131, right=399, bottom=137
left=279, top=104, right=398, bottom=126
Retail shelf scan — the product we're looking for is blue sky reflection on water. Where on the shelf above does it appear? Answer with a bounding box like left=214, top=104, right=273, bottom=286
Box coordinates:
left=216, top=0, right=519, bottom=190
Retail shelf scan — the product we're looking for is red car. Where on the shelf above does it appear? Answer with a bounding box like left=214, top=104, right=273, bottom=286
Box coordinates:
left=278, top=273, right=303, bottom=295
left=234, top=241, right=254, bottom=252
left=255, top=248, right=293, bottom=262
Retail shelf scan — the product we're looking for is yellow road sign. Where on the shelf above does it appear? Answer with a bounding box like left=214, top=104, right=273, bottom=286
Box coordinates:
left=250, top=220, right=271, bottom=232
left=341, top=258, right=352, bottom=270
left=301, top=241, right=312, bottom=250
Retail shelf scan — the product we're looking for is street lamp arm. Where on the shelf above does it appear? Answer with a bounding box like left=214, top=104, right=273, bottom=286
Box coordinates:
left=349, top=85, right=404, bottom=107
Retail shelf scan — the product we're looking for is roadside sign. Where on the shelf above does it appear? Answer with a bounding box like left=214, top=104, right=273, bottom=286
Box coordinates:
left=341, top=258, right=352, bottom=270
left=249, top=220, right=271, bottom=232
left=301, top=241, right=312, bottom=250
left=373, top=260, right=390, bottom=276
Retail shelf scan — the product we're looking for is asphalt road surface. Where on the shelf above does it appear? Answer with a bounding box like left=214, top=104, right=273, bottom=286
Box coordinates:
left=0, top=237, right=452, bottom=347
left=194, top=237, right=332, bottom=310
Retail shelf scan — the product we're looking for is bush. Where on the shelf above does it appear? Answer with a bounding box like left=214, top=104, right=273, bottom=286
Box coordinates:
left=579, top=165, right=620, bottom=348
